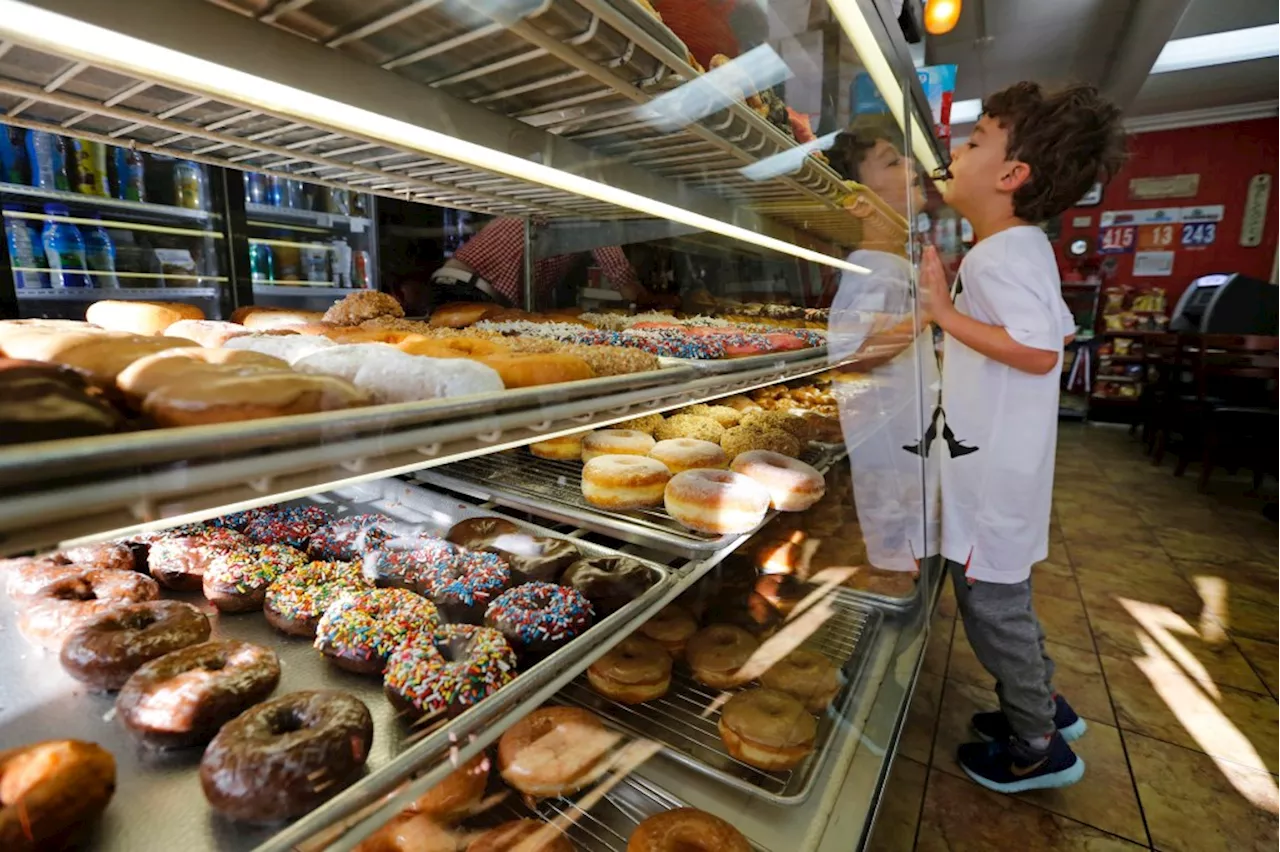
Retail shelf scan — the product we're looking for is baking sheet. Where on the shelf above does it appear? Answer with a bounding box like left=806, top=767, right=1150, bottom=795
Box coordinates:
left=417, top=444, right=844, bottom=561
left=557, top=589, right=881, bottom=805
left=0, top=479, right=671, bottom=852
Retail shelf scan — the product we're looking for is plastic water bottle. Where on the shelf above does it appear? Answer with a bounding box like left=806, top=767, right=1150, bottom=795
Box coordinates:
left=41, top=204, right=90, bottom=288
left=4, top=205, right=47, bottom=289
left=111, top=146, right=146, bottom=201
left=83, top=215, right=118, bottom=287
left=0, top=126, right=27, bottom=184
left=244, top=171, right=267, bottom=205
left=26, top=130, right=68, bottom=191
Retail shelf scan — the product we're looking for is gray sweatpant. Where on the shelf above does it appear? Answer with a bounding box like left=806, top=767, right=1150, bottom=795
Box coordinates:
left=947, top=560, right=1057, bottom=740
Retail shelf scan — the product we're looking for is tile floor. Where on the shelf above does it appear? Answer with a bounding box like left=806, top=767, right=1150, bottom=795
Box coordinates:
left=867, top=423, right=1279, bottom=852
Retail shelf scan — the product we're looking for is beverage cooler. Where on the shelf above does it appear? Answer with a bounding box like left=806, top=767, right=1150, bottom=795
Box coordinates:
left=0, top=2, right=955, bottom=852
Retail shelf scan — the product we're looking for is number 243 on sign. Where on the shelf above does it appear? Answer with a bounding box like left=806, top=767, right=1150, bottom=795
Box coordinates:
left=1099, top=225, right=1136, bottom=254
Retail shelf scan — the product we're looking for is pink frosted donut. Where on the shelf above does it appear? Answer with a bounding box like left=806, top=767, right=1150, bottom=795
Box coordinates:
left=582, top=455, right=670, bottom=509
left=664, top=469, right=770, bottom=534
left=581, top=429, right=656, bottom=462
left=649, top=438, right=728, bottom=474
left=729, top=450, right=826, bottom=511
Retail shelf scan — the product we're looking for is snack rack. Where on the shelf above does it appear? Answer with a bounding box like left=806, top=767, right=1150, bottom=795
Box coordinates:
left=0, top=2, right=950, bottom=851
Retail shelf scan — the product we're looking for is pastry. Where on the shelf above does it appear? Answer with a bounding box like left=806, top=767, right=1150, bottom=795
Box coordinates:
left=587, top=635, right=672, bottom=704
left=685, top=625, right=759, bottom=690
left=648, top=438, right=728, bottom=474
left=663, top=469, right=770, bottom=534
left=582, top=455, right=671, bottom=509
left=581, top=429, right=655, bottom=462
left=717, top=688, right=816, bottom=771
left=729, top=450, right=825, bottom=511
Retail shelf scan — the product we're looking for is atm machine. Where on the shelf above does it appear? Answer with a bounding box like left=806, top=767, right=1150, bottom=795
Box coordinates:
left=1169, top=273, right=1278, bottom=335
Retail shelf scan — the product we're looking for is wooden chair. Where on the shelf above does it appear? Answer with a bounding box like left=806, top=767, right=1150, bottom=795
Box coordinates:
left=1133, top=333, right=1181, bottom=455
left=1170, top=335, right=1279, bottom=491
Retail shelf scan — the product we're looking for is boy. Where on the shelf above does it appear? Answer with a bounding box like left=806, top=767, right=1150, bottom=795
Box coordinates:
left=918, top=81, right=1124, bottom=792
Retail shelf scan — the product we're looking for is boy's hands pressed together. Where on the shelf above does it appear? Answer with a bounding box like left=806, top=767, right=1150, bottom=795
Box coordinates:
left=918, top=244, right=1058, bottom=376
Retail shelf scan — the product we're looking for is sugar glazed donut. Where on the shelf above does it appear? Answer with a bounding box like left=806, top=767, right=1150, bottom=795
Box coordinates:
left=19, top=569, right=160, bottom=650
left=581, top=429, right=656, bottom=462
left=117, top=640, right=281, bottom=748
left=200, top=690, right=373, bottom=823
left=59, top=600, right=211, bottom=691
left=383, top=624, right=516, bottom=722
left=408, top=751, right=489, bottom=823
left=470, top=819, right=574, bottom=852
left=760, top=648, right=841, bottom=713
left=0, top=740, right=117, bottom=852
left=587, top=635, right=672, bottom=704
left=717, top=687, right=817, bottom=771
left=582, top=455, right=671, bottom=509
left=685, top=624, right=759, bottom=689
left=528, top=433, right=583, bottom=461
left=627, top=808, right=752, bottom=852
left=663, top=469, right=771, bottom=535
left=648, top=438, right=728, bottom=474
left=729, top=450, right=826, bottom=511
left=314, top=588, right=439, bottom=675
left=497, top=707, right=613, bottom=799
left=638, top=603, right=698, bottom=659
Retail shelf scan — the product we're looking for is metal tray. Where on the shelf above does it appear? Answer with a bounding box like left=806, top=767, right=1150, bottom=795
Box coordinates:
left=417, top=444, right=844, bottom=561
left=480, top=774, right=771, bottom=852
left=557, top=589, right=881, bottom=805
left=0, top=479, right=673, bottom=852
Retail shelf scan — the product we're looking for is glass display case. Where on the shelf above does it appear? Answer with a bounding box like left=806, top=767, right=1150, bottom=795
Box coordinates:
left=0, top=1, right=958, bottom=850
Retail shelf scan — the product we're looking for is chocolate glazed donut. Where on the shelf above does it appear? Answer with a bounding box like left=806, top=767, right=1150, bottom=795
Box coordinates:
left=445, top=517, right=519, bottom=550
left=560, top=556, right=655, bottom=616
left=60, top=600, right=211, bottom=691
left=117, top=640, right=280, bottom=748
left=200, top=690, right=373, bottom=823
left=446, top=517, right=579, bottom=583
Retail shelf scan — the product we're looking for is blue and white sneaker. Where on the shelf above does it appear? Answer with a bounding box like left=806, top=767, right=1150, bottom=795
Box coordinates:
left=957, top=733, right=1085, bottom=794
left=971, top=694, right=1088, bottom=743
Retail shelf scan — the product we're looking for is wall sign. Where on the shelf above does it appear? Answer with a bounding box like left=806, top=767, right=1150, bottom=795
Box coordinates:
left=1099, top=224, right=1136, bottom=254
left=1129, top=174, right=1200, bottom=200
left=1133, top=251, right=1175, bottom=277
left=1240, top=174, right=1271, bottom=247
left=1180, top=222, right=1217, bottom=248
left=1077, top=182, right=1103, bottom=206
left=1100, top=208, right=1182, bottom=227
left=1071, top=215, right=1093, bottom=228
left=1137, top=223, right=1176, bottom=250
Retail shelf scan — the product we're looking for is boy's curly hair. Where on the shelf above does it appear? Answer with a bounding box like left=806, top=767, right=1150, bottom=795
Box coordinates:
left=826, top=114, right=906, bottom=183
left=983, top=82, right=1126, bottom=222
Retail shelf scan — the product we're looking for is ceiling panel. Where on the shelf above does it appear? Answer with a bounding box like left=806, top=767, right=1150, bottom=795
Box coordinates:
left=1130, top=56, right=1280, bottom=116
left=1173, top=0, right=1278, bottom=37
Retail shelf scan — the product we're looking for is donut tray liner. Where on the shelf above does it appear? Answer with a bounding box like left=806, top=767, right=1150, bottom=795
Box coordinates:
left=556, top=588, right=882, bottom=805
left=0, top=478, right=673, bottom=852
left=417, top=443, right=844, bottom=560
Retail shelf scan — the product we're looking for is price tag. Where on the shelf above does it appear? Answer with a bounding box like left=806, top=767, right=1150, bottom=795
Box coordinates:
left=1137, top=223, right=1176, bottom=250
left=1098, top=225, right=1136, bottom=254
left=1181, top=221, right=1217, bottom=247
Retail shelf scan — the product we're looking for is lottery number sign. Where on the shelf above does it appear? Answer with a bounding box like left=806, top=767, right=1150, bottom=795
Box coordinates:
left=1137, top=224, right=1176, bottom=250
left=1181, top=222, right=1217, bottom=247
left=1099, top=225, right=1136, bottom=254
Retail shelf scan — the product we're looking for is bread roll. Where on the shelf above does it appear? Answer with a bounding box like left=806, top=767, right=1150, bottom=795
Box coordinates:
left=1, top=332, right=188, bottom=386
left=86, top=300, right=204, bottom=335
left=116, top=348, right=289, bottom=402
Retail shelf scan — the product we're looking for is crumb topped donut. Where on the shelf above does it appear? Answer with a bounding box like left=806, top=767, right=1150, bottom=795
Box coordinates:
left=655, top=414, right=725, bottom=444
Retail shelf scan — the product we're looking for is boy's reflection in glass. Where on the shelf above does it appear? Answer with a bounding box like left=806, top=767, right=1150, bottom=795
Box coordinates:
left=826, top=120, right=939, bottom=576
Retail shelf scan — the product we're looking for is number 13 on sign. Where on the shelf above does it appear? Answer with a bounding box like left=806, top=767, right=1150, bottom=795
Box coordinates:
left=1138, top=224, right=1175, bottom=249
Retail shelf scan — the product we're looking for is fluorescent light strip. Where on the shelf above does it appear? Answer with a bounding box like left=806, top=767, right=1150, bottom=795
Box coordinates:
left=0, top=1, right=867, bottom=275
left=1153, top=23, right=1279, bottom=73
left=826, top=0, right=945, bottom=191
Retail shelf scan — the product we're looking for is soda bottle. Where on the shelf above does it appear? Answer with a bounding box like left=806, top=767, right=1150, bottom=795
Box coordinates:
left=244, top=172, right=267, bottom=205
left=70, top=139, right=109, bottom=196
left=110, top=147, right=146, bottom=201
left=174, top=160, right=204, bottom=210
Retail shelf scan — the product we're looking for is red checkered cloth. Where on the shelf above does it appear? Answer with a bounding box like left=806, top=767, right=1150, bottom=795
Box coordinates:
left=452, top=217, right=638, bottom=305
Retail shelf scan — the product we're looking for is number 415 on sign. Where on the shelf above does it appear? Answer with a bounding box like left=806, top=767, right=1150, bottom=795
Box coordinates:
left=1182, top=222, right=1217, bottom=247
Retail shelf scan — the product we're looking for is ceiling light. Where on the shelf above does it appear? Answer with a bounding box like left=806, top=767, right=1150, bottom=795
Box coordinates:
left=1152, top=24, right=1279, bottom=74
left=924, top=0, right=963, bottom=36
left=950, top=98, right=982, bottom=124
left=0, top=1, right=868, bottom=275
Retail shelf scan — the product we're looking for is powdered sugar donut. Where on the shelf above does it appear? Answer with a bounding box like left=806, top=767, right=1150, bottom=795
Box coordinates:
left=730, top=450, right=825, bottom=511
left=292, top=344, right=401, bottom=383
left=664, top=469, right=770, bottom=534
left=581, top=429, right=655, bottom=462
left=649, top=438, right=728, bottom=474
left=432, top=358, right=504, bottom=397
left=581, top=455, right=670, bottom=509
left=223, top=333, right=334, bottom=363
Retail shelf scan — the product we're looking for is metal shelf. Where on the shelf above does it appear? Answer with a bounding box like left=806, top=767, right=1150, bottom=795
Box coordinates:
left=0, top=0, right=905, bottom=257
left=0, top=179, right=218, bottom=221
left=245, top=201, right=371, bottom=231
left=14, top=284, right=220, bottom=298
left=251, top=282, right=353, bottom=296
left=0, top=353, right=838, bottom=557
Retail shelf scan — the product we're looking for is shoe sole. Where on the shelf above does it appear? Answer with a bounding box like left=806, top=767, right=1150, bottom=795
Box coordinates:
left=971, top=717, right=1089, bottom=744
left=961, top=756, right=1086, bottom=794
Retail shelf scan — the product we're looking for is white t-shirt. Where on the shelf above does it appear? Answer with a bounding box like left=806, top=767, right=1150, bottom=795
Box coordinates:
left=828, top=250, right=939, bottom=571
left=939, top=226, right=1068, bottom=582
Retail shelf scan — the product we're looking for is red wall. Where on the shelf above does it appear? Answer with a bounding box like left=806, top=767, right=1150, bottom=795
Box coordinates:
left=1054, top=117, right=1278, bottom=304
